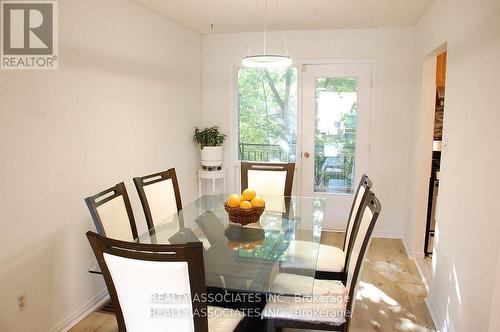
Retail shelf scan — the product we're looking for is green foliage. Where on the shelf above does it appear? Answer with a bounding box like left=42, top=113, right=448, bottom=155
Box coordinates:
left=314, top=154, right=327, bottom=185
left=237, top=70, right=357, bottom=189
left=316, top=77, right=358, bottom=92
left=193, top=126, right=226, bottom=148
left=313, top=78, right=358, bottom=191
left=237, top=68, right=297, bottom=153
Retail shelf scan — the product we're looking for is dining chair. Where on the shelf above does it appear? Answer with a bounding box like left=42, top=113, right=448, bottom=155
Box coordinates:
left=241, top=162, right=295, bottom=214
left=263, top=191, right=381, bottom=331
left=133, top=168, right=182, bottom=230
left=280, top=174, right=372, bottom=282
left=86, top=231, right=244, bottom=332
left=85, top=182, right=138, bottom=241
left=240, top=162, right=295, bottom=196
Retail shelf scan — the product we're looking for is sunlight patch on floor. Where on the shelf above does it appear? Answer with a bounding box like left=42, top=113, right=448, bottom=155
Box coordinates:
left=396, top=318, right=435, bottom=332
left=357, top=281, right=401, bottom=308
left=399, top=283, right=427, bottom=296
left=355, top=280, right=436, bottom=331
left=371, top=260, right=421, bottom=284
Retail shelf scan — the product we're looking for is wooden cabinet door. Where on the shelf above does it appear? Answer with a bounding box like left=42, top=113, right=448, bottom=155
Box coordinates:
left=436, top=52, right=447, bottom=87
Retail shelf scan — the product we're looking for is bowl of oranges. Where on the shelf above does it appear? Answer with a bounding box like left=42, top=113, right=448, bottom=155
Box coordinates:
left=224, top=189, right=265, bottom=225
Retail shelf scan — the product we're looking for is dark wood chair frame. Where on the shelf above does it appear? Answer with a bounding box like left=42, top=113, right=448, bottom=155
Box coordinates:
left=315, top=174, right=373, bottom=282
left=86, top=231, right=208, bottom=332
left=85, top=182, right=139, bottom=240
left=133, top=168, right=182, bottom=230
left=240, top=162, right=295, bottom=196
left=266, top=191, right=381, bottom=332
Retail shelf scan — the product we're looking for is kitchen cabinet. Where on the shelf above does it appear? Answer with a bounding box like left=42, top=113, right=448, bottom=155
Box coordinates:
left=436, top=52, right=447, bottom=87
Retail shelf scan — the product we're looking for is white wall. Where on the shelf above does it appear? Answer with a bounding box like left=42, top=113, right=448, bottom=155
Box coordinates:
left=409, top=0, right=500, bottom=330
left=490, top=249, right=500, bottom=331
left=201, top=28, right=415, bottom=236
left=0, top=0, right=201, bottom=330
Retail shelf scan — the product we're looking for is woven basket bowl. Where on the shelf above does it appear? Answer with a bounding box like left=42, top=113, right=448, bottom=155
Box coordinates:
left=224, top=203, right=265, bottom=225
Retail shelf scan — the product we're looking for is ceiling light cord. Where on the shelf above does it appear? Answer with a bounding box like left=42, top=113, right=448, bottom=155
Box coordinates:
left=242, top=0, right=291, bottom=68
left=263, top=0, right=268, bottom=55
left=247, top=0, right=288, bottom=57
left=246, top=0, right=261, bottom=57
left=275, top=0, right=289, bottom=56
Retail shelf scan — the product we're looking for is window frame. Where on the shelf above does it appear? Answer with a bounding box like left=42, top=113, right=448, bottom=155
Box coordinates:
left=313, top=76, right=360, bottom=195
left=232, top=65, right=302, bottom=165
left=229, top=58, right=376, bottom=197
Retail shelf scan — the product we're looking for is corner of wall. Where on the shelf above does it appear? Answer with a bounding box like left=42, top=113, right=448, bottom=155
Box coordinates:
left=51, top=290, right=109, bottom=332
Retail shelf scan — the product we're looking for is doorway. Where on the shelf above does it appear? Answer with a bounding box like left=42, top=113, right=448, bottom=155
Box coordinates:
left=300, top=63, right=373, bottom=229
left=424, top=51, right=447, bottom=257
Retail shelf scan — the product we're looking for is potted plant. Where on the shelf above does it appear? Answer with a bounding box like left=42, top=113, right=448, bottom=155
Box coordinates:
left=193, top=126, right=226, bottom=169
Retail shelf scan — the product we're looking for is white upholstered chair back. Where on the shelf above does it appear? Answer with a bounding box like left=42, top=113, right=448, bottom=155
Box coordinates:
left=134, top=169, right=182, bottom=230
left=86, top=232, right=207, bottom=331
left=85, top=182, right=138, bottom=242
left=104, top=253, right=194, bottom=331
left=96, top=196, right=135, bottom=241
left=248, top=170, right=287, bottom=196
left=249, top=171, right=287, bottom=212
left=343, top=175, right=372, bottom=252
left=344, top=192, right=380, bottom=305
left=241, top=162, right=295, bottom=213
left=143, top=178, right=178, bottom=227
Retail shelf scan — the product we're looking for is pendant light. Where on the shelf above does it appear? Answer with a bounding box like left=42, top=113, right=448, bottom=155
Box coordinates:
left=242, top=0, right=291, bottom=68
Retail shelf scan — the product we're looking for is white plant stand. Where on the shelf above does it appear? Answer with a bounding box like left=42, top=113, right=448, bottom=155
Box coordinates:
left=198, top=168, right=226, bottom=197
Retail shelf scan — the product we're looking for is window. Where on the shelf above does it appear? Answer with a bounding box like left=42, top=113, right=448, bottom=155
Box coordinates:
left=237, top=67, right=297, bottom=162
left=314, top=77, right=358, bottom=194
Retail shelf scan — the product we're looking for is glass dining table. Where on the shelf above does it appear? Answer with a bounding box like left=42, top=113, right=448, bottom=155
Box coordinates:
left=89, top=194, right=327, bottom=299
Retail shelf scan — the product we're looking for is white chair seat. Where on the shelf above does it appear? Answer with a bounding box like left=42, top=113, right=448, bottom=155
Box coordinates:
left=270, top=272, right=345, bottom=296
left=264, top=274, right=346, bottom=326
left=281, top=241, right=345, bottom=273
left=208, top=306, right=244, bottom=332
left=270, top=271, right=315, bottom=295
left=318, top=244, right=345, bottom=273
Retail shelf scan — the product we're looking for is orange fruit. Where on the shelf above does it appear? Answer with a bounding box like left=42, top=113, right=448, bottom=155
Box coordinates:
left=239, top=200, right=252, bottom=209
left=242, top=188, right=256, bottom=201
left=227, top=241, right=240, bottom=250
left=251, top=196, right=265, bottom=207
left=227, top=194, right=241, bottom=208
left=243, top=243, right=256, bottom=251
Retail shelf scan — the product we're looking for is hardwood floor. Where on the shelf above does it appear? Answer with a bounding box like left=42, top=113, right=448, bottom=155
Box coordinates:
left=71, top=234, right=435, bottom=332
left=71, top=312, right=118, bottom=332
left=347, top=238, right=435, bottom=332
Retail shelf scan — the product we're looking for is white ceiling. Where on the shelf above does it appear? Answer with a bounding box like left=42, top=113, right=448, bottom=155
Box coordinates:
left=131, top=0, right=433, bottom=34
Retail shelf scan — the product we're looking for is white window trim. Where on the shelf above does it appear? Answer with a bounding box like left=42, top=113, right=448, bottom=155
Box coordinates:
left=228, top=58, right=377, bottom=195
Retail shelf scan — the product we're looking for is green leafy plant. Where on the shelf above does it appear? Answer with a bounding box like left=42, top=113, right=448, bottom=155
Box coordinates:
left=193, top=126, right=226, bottom=149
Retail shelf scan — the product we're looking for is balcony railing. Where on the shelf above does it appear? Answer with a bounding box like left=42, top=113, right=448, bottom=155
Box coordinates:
left=239, top=142, right=354, bottom=192
left=239, top=143, right=295, bottom=162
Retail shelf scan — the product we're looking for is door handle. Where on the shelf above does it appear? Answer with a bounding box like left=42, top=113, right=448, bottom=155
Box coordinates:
left=303, top=152, right=310, bottom=158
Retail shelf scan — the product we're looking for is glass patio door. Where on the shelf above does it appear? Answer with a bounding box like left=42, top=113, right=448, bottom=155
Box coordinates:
left=300, top=63, right=372, bottom=229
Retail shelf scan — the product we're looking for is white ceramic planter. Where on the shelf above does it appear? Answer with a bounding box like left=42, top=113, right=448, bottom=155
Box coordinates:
left=201, top=146, right=223, bottom=167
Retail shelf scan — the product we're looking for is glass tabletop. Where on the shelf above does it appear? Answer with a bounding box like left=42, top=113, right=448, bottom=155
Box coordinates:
left=90, top=194, right=327, bottom=297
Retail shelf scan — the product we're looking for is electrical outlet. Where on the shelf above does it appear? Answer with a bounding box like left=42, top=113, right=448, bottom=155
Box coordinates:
left=17, top=293, right=27, bottom=312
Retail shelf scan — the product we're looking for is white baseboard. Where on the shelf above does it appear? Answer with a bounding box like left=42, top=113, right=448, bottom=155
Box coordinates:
left=413, top=258, right=431, bottom=291
left=412, top=251, right=425, bottom=259
left=425, top=297, right=444, bottom=332
left=410, top=252, right=440, bottom=331
left=323, top=229, right=405, bottom=240
left=51, top=289, right=110, bottom=332
left=323, top=229, right=425, bottom=258
left=402, top=236, right=412, bottom=257
left=402, top=236, right=425, bottom=259
left=372, top=231, right=404, bottom=239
